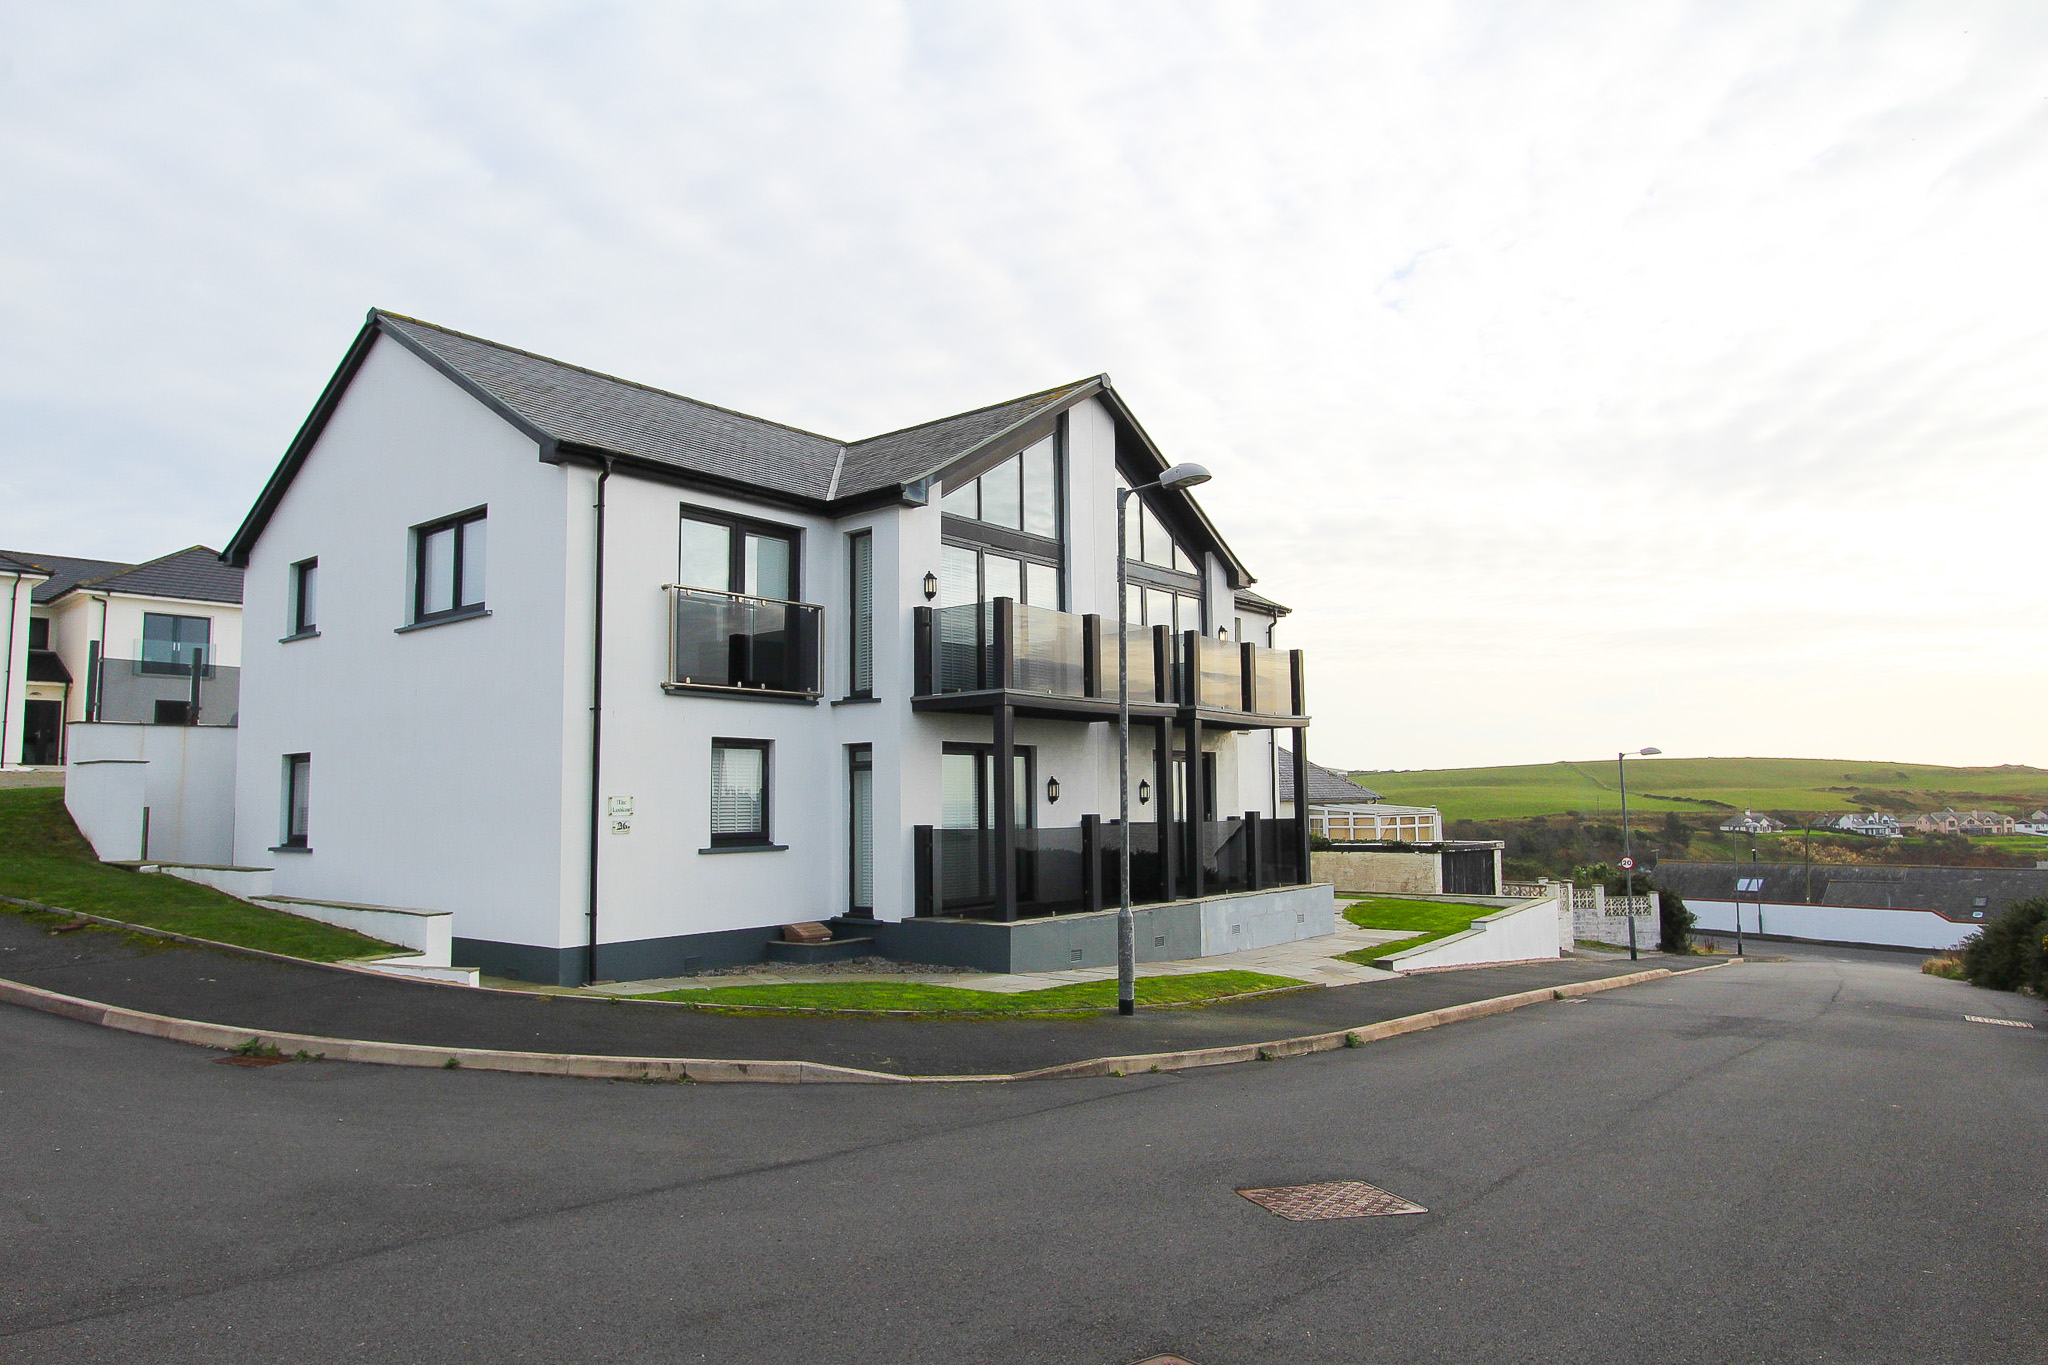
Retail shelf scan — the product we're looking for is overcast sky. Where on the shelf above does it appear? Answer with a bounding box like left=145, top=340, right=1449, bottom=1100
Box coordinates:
left=3, top=1, right=2042, bottom=770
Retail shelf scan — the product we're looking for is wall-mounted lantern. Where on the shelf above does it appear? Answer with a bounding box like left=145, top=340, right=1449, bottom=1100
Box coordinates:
left=1045, top=776, right=1061, bottom=805
left=1138, top=779, right=1151, bottom=805
left=922, top=571, right=939, bottom=601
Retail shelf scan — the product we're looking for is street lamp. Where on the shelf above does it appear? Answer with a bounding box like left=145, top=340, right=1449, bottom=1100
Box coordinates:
left=1617, top=746, right=1661, bottom=961
left=1116, top=462, right=1212, bottom=1015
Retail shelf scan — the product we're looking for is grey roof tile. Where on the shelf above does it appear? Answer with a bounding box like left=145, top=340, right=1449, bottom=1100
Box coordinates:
left=1280, top=748, right=1384, bottom=804
left=0, top=550, right=136, bottom=603
left=835, top=380, right=1099, bottom=496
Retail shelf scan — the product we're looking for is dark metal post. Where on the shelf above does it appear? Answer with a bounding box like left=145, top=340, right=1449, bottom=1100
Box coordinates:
left=993, top=700, right=1016, bottom=921
left=1155, top=716, right=1176, bottom=901
left=85, top=639, right=101, bottom=722
left=1240, top=640, right=1257, bottom=713
left=1289, top=651, right=1310, bottom=885
left=913, top=605, right=934, bottom=695
left=1152, top=624, right=1171, bottom=704
left=914, top=824, right=934, bottom=916
left=1082, top=613, right=1101, bottom=699
left=1081, top=813, right=1102, bottom=912
left=187, top=646, right=204, bottom=725
left=1189, top=714, right=1207, bottom=898
left=992, top=596, right=1013, bottom=691
left=1246, top=810, right=1264, bottom=890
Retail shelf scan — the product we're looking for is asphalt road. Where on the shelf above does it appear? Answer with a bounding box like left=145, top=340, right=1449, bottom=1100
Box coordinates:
left=2, top=954, right=2041, bottom=1364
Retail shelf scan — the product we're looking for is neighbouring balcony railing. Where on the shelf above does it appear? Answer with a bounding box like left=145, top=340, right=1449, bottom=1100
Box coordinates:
left=91, top=650, right=239, bottom=726
left=666, top=586, right=822, bottom=698
left=914, top=814, right=1306, bottom=920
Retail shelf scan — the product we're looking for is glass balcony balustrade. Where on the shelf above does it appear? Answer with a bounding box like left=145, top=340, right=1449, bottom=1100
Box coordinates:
left=95, top=651, right=239, bottom=726
left=666, top=586, right=822, bottom=697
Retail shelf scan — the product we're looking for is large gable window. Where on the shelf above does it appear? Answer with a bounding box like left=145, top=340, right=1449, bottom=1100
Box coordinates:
left=940, top=435, right=1058, bottom=538
left=1118, top=480, right=1198, bottom=574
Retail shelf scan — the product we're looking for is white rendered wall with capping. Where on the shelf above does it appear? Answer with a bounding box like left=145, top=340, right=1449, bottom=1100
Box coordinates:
left=65, top=721, right=237, bottom=865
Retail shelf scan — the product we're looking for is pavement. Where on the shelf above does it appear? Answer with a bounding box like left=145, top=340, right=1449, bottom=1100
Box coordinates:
left=1, top=946, right=2040, bottom=1364
left=584, top=919, right=1422, bottom=996
left=0, top=904, right=1690, bottom=1077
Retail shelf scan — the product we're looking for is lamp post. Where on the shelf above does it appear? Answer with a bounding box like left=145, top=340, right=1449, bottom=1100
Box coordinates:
left=1617, top=746, right=1661, bottom=961
left=1116, top=462, right=1212, bottom=1015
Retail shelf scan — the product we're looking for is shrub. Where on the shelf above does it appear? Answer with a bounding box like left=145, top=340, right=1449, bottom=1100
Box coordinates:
left=1921, top=955, right=1965, bottom=980
left=1654, top=881, right=1696, bottom=954
left=1958, top=897, right=2048, bottom=994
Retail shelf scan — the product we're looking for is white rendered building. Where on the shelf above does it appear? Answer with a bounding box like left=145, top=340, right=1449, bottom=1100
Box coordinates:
left=220, top=311, right=1330, bottom=984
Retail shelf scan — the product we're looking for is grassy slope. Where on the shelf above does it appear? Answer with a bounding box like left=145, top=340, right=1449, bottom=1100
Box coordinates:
left=1356, top=757, right=2048, bottom=821
left=632, top=970, right=1302, bottom=1014
left=0, top=787, right=399, bottom=962
left=1338, top=896, right=1483, bottom=964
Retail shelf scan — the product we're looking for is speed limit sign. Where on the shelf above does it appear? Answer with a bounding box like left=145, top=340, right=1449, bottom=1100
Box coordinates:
left=1618, top=856, right=1635, bottom=870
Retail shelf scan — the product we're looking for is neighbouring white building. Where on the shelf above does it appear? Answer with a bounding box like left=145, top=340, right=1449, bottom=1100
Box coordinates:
left=1834, top=812, right=1901, bottom=838
left=190, top=310, right=1331, bottom=984
left=2, top=547, right=242, bottom=769
left=1718, top=810, right=1787, bottom=834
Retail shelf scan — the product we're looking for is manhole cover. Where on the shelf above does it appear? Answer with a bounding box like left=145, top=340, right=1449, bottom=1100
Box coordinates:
left=216, top=1054, right=288, bottom=1067
left=1966, top=1015, right=2034, bottom=1029
left=1238, top=1180, right=1426, bottom=1219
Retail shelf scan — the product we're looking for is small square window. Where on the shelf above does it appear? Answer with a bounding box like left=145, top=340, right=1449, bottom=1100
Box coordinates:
left=412, top=509, right=486, bottom=623
left=710, top=739, right=770, bottom=846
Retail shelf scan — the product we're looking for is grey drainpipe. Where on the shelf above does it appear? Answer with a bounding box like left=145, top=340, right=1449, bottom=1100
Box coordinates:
left=2, top=573, right=19, bottom=764
left=585, top=458, right=613, bottom=986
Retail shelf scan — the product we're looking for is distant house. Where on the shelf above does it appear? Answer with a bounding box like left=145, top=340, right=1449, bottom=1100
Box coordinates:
left=1277, top=748, right=1443, bottom=842
left=2017, top=810, right=2048, bottom=836
left=1912, top=809, right=2016, bottom=836
left=1835, top=813, right=1901, bottom=838
left=2, top=546, right=243, bottom=768
left=1719, top=810, right=1786, bottom=834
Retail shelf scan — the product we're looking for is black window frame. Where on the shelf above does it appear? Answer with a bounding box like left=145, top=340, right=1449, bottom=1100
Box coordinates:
left=411, top=507, right=488, bottom=625
left=282, top=752, right=311, bottom=849
left=288, top=557, right=319, bottom=638
left=708, top=737, right=774, bottom=848
left=937, top=418, right=1066, bottom=610
left=677, top=502, right=804, bottom=602
left=846, top=528, right=874, bottom=698
left=848, top=744, right=874, bottom=916
left=140, top=612, right=212, bottom=675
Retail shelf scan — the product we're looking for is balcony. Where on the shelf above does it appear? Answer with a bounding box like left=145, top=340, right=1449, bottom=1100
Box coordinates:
left=913, top=598, right=1305, bottom=727
left=92, top=648, right=239, bottom=726
left=664, top=586, right=822, bottom=701
left=913, top=814, right=1308, bottom=919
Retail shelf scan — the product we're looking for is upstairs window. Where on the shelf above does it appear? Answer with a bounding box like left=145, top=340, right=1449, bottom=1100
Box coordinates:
left=27, top=617, right=49, bottom=650
left=678, top=507, right=799, bottom=601
left=847, top=530, right=874, bottom=696
left=141, top=612, right=211, bottom=674
left=941, top=435, right=1058, bottom=540
left=290, top=558, right=318, bottom=636
left=1118, top=480, right=1198, bottom=573
left=414, top=508, right=486, bottom=623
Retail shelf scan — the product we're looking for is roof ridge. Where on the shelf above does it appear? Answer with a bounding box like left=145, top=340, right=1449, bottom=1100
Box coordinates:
left=846, top=376, right=1102, bottom=448
left=372, top=310, right=848, bottom=448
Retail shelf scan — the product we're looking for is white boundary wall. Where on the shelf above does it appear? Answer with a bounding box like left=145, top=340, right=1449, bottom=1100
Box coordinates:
left=1690, top=899, right=1978, bottom=951
left=1381, top=892, right=1562, bottom=972
left=66, top=723, right=238, bottom=864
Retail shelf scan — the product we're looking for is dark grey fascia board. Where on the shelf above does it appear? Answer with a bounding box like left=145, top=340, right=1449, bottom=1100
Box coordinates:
left=223, top=311, right=561, bottom=568
left=223, top=316, right=383, bottom=567
left=551, top=442, right=930, bottom=520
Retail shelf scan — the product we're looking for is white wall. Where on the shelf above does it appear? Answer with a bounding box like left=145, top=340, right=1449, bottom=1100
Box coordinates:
left=0, top=570, right=41, bottom=766
left=233, top=334, right=578, bottom=953
left=1382, top=893, right=1563, bottom=971
left=65, top=722, right=238, bottom=864
left=1690, top=899, right=1978, bottom=951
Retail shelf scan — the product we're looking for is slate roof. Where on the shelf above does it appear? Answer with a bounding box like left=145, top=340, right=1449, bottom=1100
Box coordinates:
left=0, top=547, right=241, bottom=605
left=1279, top=748, right=1385, bottom=805
left=837, top=381, right=1099, bottom=495
left=89, top=547, right=243, bottom=604
left=1651, top=860, right=2048, bottom=923
left=1234, top=588, right=1291, bottom=617
left=0, top=551, right=135, bottom=603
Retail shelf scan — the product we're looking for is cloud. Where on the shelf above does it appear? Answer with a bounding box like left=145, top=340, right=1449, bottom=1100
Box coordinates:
left=1, top=0, right=2042, bottom=765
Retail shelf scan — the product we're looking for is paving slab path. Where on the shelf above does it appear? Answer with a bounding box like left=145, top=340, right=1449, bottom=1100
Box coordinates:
left=0, top=908, right=1699, bottom=1077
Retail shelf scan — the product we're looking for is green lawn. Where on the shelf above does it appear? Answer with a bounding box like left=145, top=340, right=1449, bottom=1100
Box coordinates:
left=0, top=786, right=399, bottom=962
left=1338, top=896, right=1486, bottom=964
left=631, top=969, right=1303, bottom=1015
left=1354, top=757, right=2048, bottom=822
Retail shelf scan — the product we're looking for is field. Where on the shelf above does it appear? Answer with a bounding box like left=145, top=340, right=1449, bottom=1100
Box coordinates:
left=1355, top=757, right=2048, bottom=822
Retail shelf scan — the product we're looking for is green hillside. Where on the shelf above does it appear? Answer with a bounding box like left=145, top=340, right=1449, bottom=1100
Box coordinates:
left=1354, top=757, right=2048, bottom=822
